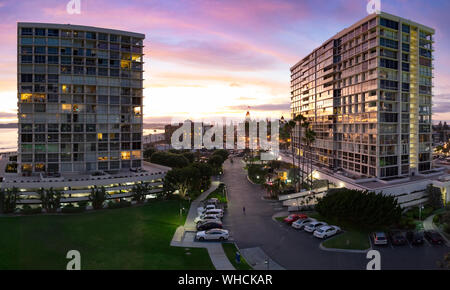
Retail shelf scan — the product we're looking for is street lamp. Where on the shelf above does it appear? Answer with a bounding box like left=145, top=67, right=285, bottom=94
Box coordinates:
left=264, top=258, right=269, bottom=270
left=419, top=205, right=425, bottom=221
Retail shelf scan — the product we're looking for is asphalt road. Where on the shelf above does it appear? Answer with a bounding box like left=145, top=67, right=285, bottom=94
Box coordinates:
left=221, top=158, right=449, bottom=270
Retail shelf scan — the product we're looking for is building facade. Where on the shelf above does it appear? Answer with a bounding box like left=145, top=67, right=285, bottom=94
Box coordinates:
left=290, top=12, right=434, bottom=180
left=17, top=23, right=145, bottom=174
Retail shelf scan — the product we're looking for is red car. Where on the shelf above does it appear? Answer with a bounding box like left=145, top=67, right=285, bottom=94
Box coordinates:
left=283, top=214, right=308, bottom=225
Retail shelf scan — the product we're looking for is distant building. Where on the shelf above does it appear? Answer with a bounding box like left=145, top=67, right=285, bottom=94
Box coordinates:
left=432, top=122, right=450, bottom=145
left=291, top=12, right=434, bottom=179
left=17, top=23, right=145, bottom=175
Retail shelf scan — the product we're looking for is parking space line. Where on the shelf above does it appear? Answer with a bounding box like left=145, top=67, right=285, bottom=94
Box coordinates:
left=407, top=240, right=413, bottom=249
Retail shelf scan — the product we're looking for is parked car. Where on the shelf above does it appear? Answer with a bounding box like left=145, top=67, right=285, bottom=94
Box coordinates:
left=196, top=221, right=223, bottom=231
left=283, top=214, right=308, bottom=225
left=313, top=225, right=341, bottom=239
left=406, top=231, right=424, bottom=245
left=388, top=231, right=407, bottom=246
left=194, top=214, right=221, bottom=224
left=372, top=232, right=388, bottom=246
left=424, top=231, right=445, bottom=245
left=197, top=204, right=217, bottom=215
left=292, top=218, right=317, bottom=230
left=304, top=221, right=328, bottom=233
left=204, top=209, right=224, bottom=218
left=196, top=229, right=229, bottom=241
left=205, top=198, right=219, bottom=206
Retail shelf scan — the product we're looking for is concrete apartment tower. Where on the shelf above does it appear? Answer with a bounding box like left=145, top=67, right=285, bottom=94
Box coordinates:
left=17, top=23, right=145, bottom=174
left=290, top=12, right=434, bottom=180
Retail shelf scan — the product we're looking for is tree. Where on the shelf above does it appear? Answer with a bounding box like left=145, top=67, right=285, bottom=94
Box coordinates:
left=163, top=166, right=201, bottom=199
left=90, top=186, right=108, bottom=210
left=284, top=120, right=297, bottom=185
left=426, top=184, right=444, bottom=210
left=316, top=189, right=402, bottom=227
left=0, top=187, right=18, bottom=214
left=212, top=149, right=229, bottom=161
left=182, top=152, right=195, bottom=163
left=131, top=182, right=150, bottom=204
left=303, top=128, right=316, bottom=189
left=208, top=155, right=224, bottom=175
left=192, top=162, right=213, bottom=191
left=150, top=151, right=189, bottom=168
left=270, top=179, right=287, bottom=199
left=143, top=148, right=156, bottom=160
left=294, top=115, right=307, bottom=192
left=38, top=187, right=61, bottom=213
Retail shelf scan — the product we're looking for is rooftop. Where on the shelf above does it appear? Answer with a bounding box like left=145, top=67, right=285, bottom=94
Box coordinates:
left=17, top=22, right=145, bottom=39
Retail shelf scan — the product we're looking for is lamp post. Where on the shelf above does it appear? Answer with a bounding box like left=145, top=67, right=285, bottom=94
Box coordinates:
left=419, top=205, right=424, bottom=221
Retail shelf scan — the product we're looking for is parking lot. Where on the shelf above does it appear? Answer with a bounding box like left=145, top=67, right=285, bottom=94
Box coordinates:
left=222, top=158, right=450, bottom=270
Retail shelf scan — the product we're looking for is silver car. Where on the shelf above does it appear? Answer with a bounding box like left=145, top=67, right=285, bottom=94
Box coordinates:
left=196, top=229, right=229, bottom=241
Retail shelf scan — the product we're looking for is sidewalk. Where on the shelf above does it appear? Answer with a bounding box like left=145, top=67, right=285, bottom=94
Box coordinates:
left=423, top=214, right=450, bottom=246
left=170, top=181, right=235, bottom=270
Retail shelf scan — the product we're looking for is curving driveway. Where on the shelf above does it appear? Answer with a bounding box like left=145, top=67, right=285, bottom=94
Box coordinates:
left=222, top=158, right=449, bottom=270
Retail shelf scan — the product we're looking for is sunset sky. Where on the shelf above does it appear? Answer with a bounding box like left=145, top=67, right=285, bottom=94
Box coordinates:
left=0, top=0, right=449, bottom=124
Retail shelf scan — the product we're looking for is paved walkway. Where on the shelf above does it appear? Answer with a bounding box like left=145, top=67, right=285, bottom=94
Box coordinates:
left=424, top=214, right=450, bottom=246
left=170, top=181, right=235, bottom=270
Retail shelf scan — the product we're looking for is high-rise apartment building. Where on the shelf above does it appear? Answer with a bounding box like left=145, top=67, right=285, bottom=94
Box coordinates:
left=291, top=12, right=434, bottom=179
left=17, top=23, right=145, bottom=174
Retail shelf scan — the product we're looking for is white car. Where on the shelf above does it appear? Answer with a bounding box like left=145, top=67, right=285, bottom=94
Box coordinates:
left=313, top=225, right=341, bottom=239
left=194, top=214, right=221, bottom=224
left=304, top=221, right=328, bottom=233
left=197, top=204, right=217, bottom=215
left=196, top=229, right=229, bottom=241
left=203, top=209, right=224, bottom=218
left=292, top=218, right=317, bottom=230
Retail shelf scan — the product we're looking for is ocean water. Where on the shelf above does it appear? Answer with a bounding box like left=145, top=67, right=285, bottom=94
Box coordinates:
left=0, top=128, right=18, bottom=153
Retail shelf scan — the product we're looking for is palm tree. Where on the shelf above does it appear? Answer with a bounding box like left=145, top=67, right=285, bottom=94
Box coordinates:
left=131, top=182, right=149, bottom=204
left=285, top=120, right=297, bottom=186
left=90, top=186, right=109, bottom=210
left=294, top=114, right=307, bottom=192
left=304, top=128, right=316, bottom=189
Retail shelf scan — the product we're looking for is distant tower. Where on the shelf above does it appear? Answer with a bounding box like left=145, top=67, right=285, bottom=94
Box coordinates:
left=245, top=106, right=251, bottom=121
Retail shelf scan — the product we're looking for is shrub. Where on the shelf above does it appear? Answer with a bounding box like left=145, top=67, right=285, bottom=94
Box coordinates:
left=61, top=204, right=86, bottom=214
left=21, top=205, right=42, bottom=215
left=107, top=200, right=132, bottom=209
left=150, top=152, right=189, bottom=168
left=444, top=224, right=450, bottom=235
left=397, top=217, right=416, bottom=230
left=316, top=188, right=402, bottom=228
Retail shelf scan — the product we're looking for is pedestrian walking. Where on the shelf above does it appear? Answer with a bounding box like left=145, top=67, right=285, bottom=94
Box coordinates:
left=243, top=206, right=246, bottom=215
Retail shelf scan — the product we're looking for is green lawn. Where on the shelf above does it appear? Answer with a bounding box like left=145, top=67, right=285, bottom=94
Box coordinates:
left=222, top=243, right=252, bottom=270
left=207, top=185, right=227, bottom=203
left=322, top=231, right=370, bottom=250
left=0, top=200, right=214, bottom=270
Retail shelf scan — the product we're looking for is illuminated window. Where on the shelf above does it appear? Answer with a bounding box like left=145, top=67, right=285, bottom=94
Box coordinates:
left=133, top=106, right=141, bottom=115
left=20, top=93, right=32, bottom=103
left=121, top=151, right=131, bottom=160
left=97, top=133, right=103, bottom=141
left=120, top=60, right=131, bottom=69
left=73, top=104, right=80, bottom=112
left=21, top=164, right=32, bottom=172
left=98, top=155, right=108, bottom=161
left=61, top=104, right=71, bottom=111
left=61, top=84, right=70, bottom=93
left=131, top=54, right=141, bottom=62
left=35, top=163, right=45, bottom=172
left=132, top=150, right=141, bottom=159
